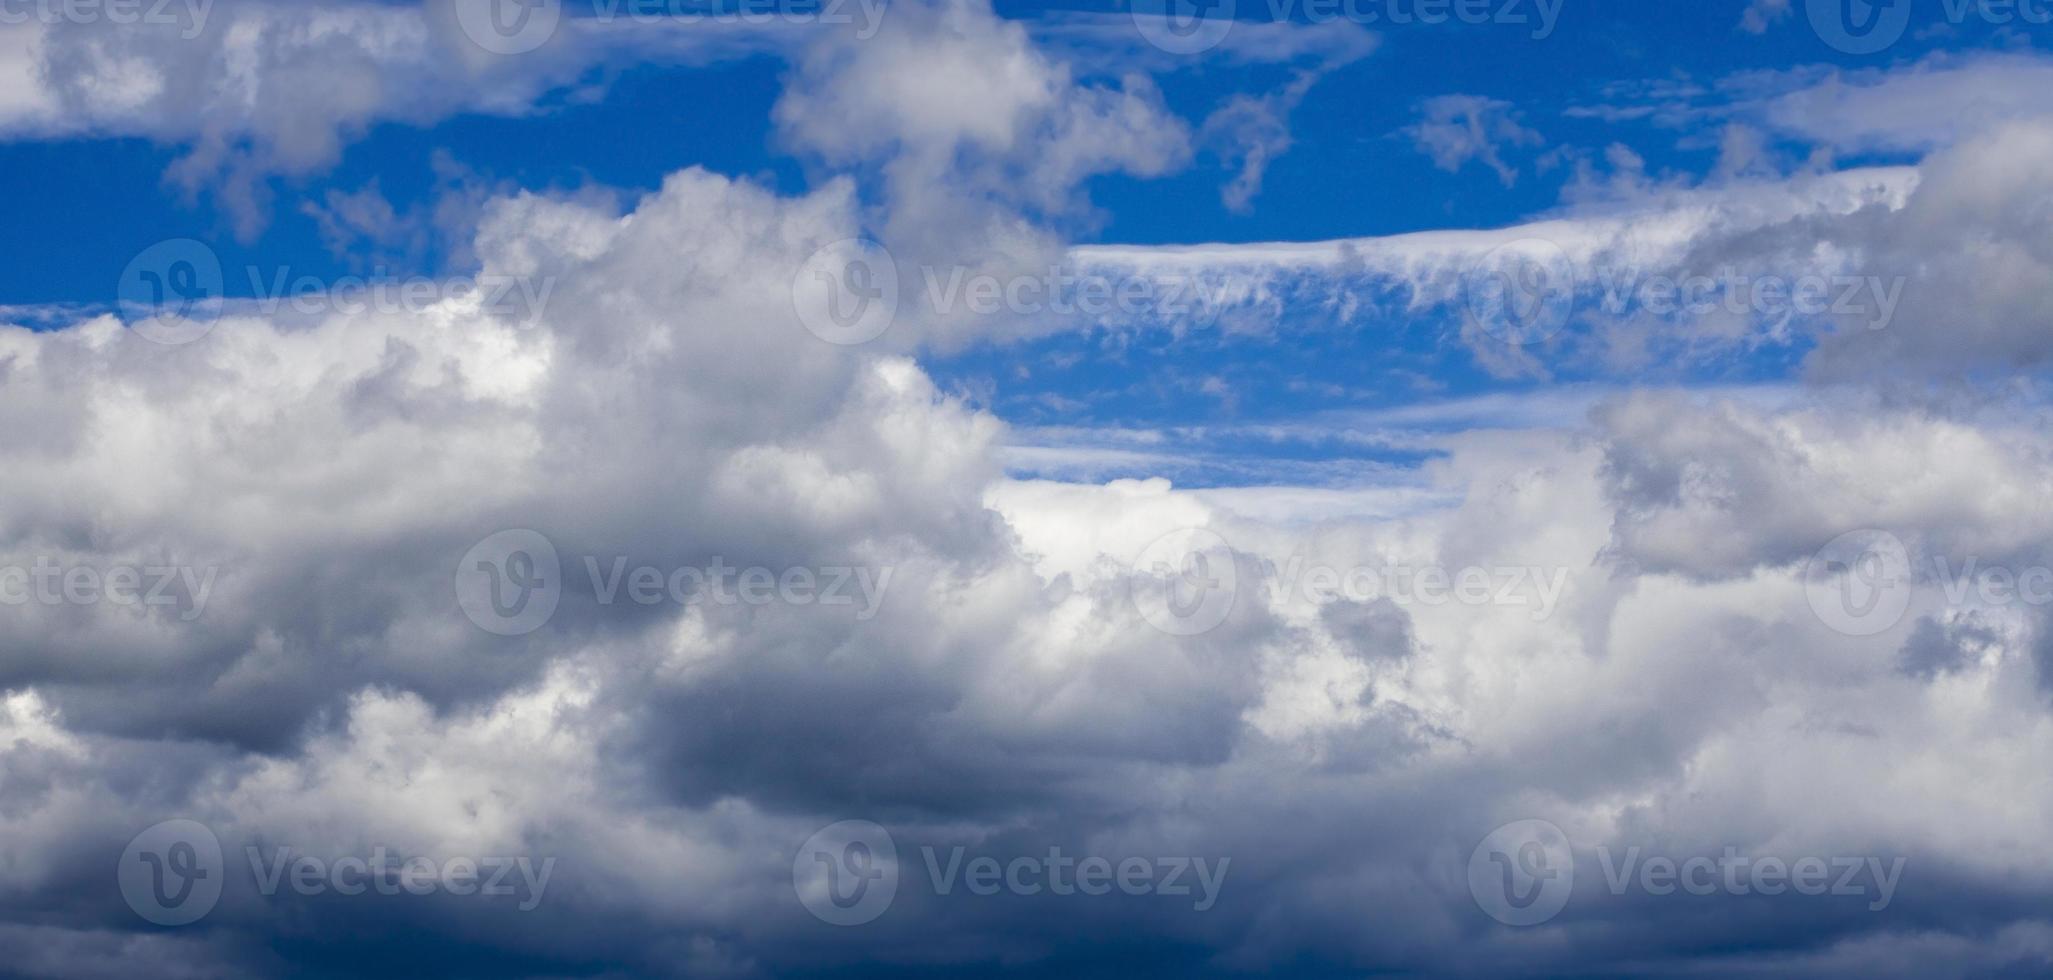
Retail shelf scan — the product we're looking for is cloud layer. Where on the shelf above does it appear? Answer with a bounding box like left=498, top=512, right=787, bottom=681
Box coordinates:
left=4, top=2, right=2053, bottom=977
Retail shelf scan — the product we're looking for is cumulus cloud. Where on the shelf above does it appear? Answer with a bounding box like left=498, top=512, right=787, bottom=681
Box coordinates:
left=6, top=3, right=2053, bottom=977
left=774, top=0, right=1191, bottom=278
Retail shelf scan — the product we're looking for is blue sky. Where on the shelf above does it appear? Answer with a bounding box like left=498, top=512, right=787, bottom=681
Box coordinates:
left=0, top=0, right=1972, bottom=297
left=9, top=2, right=2053, bottom=977
left=6, top=0, right=1996, bottom=491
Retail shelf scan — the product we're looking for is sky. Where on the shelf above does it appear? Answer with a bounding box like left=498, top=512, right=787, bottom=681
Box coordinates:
left=4, top=0, right=2053, bottom=976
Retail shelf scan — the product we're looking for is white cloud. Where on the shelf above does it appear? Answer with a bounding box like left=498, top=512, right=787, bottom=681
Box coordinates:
left=1, top=0, right=801, bottom=239
left=8, top=5, right=2053, bottom=976
left=774, top=0, right=1192, bottom=288
left=1202, top=71, right=1322, bottom=214
left=1738, top=0, right=1791, bottom=34
left=1405, top=94, right=1545, bottom=187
